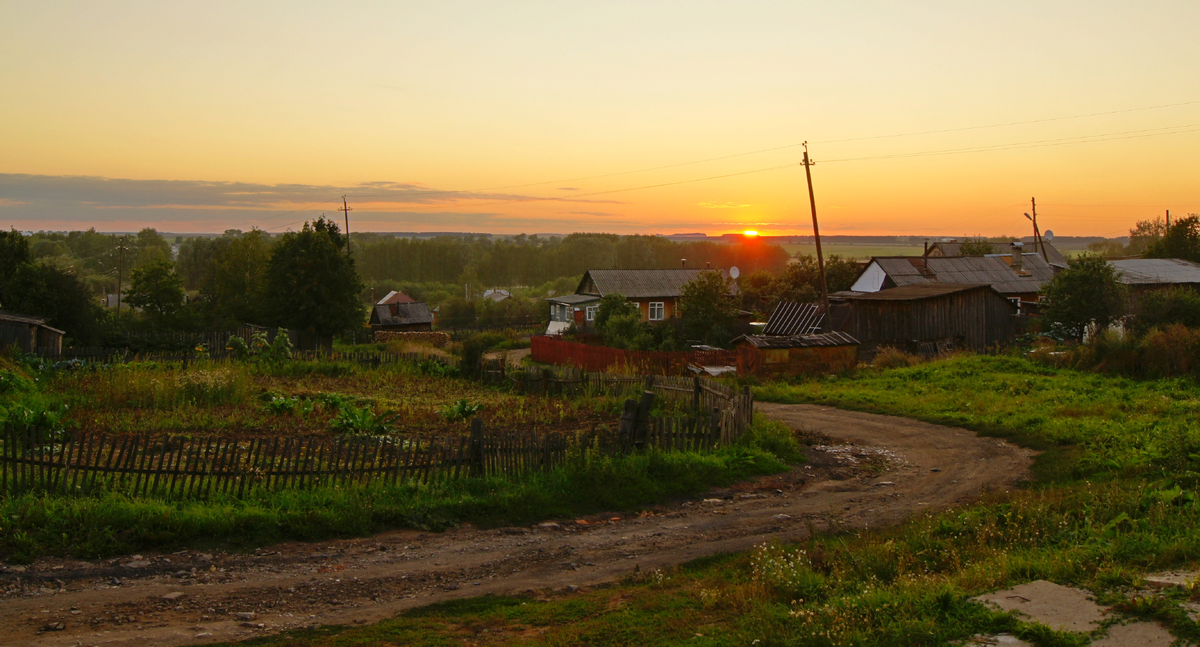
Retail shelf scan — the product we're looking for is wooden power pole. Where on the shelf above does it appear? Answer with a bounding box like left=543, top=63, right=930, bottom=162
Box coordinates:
left=339, top=195, right=353, bottom=256
left=802, top=142, right=830, bottom=325
left=1026, top=197, right=1049, bottom=263
left=115, top=235, right=128, bottom=318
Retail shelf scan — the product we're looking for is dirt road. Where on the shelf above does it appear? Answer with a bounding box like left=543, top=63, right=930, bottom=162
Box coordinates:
left=0, top=403, right=1033, bottom=646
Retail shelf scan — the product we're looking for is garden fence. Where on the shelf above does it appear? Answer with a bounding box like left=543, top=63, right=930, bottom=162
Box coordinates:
left=529, top=335, right=737, bottom=375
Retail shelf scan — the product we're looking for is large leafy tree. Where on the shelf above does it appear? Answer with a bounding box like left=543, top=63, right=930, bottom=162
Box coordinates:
left=266, top=217, right=365, bottom=338
left=592, top=293, right=654, bottom=350
left=202, top=230, right=273, bottom=326
left=0, top=229, right=32, bottom=306
left=124, top=260, right=185, bottom=326
left=1144, top=215, right=1200, bottom=262
left=4, top=263, right=105, bottom=345
left=1041, top=253, right=1126, bottom=341
left=680, top=270, right=739, bottom=346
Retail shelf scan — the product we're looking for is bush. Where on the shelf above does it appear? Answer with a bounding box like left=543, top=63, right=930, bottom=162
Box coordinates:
left=1134, top=288, right=1200, bottom=335
left=1137, top=324, right=1200, bottom=378
left=439, top=398, right=482, bottom=422
left=458, top=332, right=507, bottom=373
left=329, top=405, right=400, bottom=435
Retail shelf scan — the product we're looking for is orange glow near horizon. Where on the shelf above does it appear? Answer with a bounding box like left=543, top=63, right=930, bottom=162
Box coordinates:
left=1, top=4, right=1197, bottom=237
left=743, top=230, right=759, bottom=237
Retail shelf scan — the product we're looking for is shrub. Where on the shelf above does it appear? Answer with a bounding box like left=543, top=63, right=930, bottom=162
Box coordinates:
left=458, top=332, right=507, bottom=373
left=1137, top=324, right=1200, bottom=378
left=439, top=398, right=482, bottom=422
left=1134, top=288, right=1200, bottom=335
left=329, top=405, right=401, bottom=435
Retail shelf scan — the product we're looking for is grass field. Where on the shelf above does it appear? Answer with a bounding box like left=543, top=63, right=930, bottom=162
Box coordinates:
left=780, top=244, right=925, bottom=260
left=233, top=354, right=1200, bottom=646
left=0, top=354, right=801, bottom=561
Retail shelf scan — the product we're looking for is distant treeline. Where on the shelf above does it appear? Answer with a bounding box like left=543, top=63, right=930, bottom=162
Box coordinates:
left=347, top=232, right=791, bottom=286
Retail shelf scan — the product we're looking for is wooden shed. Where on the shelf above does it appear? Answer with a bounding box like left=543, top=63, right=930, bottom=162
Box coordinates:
left=0, top=311, right=65, bottom=355
left=829, top=283, right=1016, bottom=356
left=733, top=331, right=859, bottom=378
left=370, top=302, right=434, bottom=332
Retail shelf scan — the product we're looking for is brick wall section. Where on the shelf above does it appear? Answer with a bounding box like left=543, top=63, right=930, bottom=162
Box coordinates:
left=374, top=331, right=452, bottom=348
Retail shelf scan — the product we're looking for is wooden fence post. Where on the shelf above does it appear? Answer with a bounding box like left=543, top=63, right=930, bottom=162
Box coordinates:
left=469, top=417, right=485, bottom=477
left=634, top=391, right=655, bottom=451
left=616, top=398, right=639, bottom=452
left=709, top=407, right=722, bottom=446
left=693, top=376, right=701, bottom=411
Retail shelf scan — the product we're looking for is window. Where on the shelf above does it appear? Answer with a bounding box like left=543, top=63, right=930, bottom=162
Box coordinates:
left=585, top=305, right=597, bottom=321
left=649, top=302, right=665, bottom=321
left=550, top=305, right=557, bottom=321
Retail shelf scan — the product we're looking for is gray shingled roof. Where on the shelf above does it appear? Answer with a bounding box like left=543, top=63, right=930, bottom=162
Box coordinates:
left=578, top=268, right=736, bottom=299
left=872, top=255, right=1052, bottom=295
left=1109, top=258, right=1200, bottom=285
left=762, top=302, right=824, bottom=335
left=733, top=331, right=859, bottom=349
left=931, top=241, right=1068, bottom=267
left=371, top=302, right=433, bottom=326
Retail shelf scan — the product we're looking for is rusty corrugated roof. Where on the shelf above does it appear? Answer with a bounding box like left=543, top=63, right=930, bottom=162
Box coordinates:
left=733, top=331, right=859, bottom=349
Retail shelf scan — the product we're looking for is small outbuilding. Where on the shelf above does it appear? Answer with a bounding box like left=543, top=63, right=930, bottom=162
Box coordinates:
left=370, top=302, right=434, bottom=332
left=0, top=310, right=65, bottom=355
left=733, top=331, right=859, bottom=378
left=829, top=283, right=1017, bottom=357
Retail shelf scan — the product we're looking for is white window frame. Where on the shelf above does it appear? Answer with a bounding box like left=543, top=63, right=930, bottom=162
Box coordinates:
left=649, top=301, right=665, bottom=321
left=585, top=305, right=597, bottom=321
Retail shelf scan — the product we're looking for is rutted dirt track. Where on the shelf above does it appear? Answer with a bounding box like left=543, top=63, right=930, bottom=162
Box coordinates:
left=0, top=404, right=1034, bottom=646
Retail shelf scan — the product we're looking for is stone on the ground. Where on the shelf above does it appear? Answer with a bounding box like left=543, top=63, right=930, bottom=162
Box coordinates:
left=966, top=634, right=1033, bottom=646
left=162, top=592, right=186, bottom=601
left=972, top=580, right=1105, bottom=632
left=1143, top=570, right=1199, bottom=589
left=1091, top=621, right=1175, bottom=646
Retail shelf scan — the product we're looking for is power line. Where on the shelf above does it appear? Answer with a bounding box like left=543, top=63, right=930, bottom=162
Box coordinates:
left=344, top=99, right=1200, bottom=200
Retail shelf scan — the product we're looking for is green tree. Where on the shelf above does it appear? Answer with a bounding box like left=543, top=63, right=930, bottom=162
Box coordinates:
left=1144, top=215, right=1200, bottom=262
left=4, top=263, right=105, bottom=345
left=202, top=230, right=272, bottom=326
left=593, top=293, right=639, bottom=332
left=265, top=217, right=365, bottom=339
left=679, top=270, right=739, bottom=346
left=1087, top=240, right=1127, bottom=258
left=133, top=228, right=172, bottom=268
left=958, top=237, right=996, bottom=256
left=0, top=229, right=31, bottom=306
left=1128, top=217, right=1169, bottom=255
left=1041, top=253, right=1126, bottom=341
left=124, top=260, right=185, bottom=326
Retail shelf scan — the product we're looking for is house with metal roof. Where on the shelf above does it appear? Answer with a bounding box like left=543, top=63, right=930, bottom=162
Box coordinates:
left=828, top=283, right=1017, bottom=356
left=544, top=268, right=738, bottom=335
left=370, top=302, right=434, bottom=332
left=0, top=310, right=65, bottom=355
left=377, top=290, right=417, bottom=305
left=1108, top=258, right=1200, bottom=287
left=851, top=244, right=1054, bottom=304
left=732, top=331, right=859, bottom=377
left=928, top=240, right=1069, bottom=268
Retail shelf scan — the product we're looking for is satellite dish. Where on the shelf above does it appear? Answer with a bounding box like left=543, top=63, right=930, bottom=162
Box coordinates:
left=1044, top=230, right=1055, bottom=241
left=730, top=266, right=740, bottom=279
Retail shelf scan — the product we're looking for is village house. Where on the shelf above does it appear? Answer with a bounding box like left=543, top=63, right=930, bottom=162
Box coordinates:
left=1108, top=258, right=1200, bottom=310
left=545, top=268, right=737, bottom=335
left=851, top=243, right=1056, bottom=308
left=926, top=239, right=1069, bottom=269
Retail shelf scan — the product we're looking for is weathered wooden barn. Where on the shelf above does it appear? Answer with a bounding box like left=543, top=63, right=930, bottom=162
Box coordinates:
left=829, top=283, right=1017, bottom=356
left=0, top=311, right=64, bottom=355
left=732, top=331, right=859, bottom=378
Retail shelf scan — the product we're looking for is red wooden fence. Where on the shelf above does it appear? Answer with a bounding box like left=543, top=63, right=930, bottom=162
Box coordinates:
left=531, top=335, right=737, bottom=375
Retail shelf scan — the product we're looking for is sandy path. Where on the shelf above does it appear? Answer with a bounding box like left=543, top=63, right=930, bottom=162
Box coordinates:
left=0, top=403, right=1034, bottom=646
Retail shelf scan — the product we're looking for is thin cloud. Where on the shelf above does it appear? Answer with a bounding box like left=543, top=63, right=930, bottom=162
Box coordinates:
left=697, top=201, right=750, bottom=209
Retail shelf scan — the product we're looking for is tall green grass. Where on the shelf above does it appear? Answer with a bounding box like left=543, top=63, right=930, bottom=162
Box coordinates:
left=0, top=418, right=798, bottom=562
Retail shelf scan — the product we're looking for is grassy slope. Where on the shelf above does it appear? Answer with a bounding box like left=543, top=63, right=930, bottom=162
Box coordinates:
left=236, top=355, right=1200, bottom=646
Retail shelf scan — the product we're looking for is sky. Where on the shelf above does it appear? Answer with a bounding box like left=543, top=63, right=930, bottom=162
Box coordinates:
left=2, top=1, right=1199, bottom=238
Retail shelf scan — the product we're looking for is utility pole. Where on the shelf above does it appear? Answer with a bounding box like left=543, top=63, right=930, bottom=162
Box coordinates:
left=339, top=195, right=353, bottom=256
left=1167, top=209, right=1171, bottom=229
left=1024, top=197, right=1049, bottom=263
left=802, top=142, right=830, bottom=325
left=115, top=235, right=128, bottom=319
